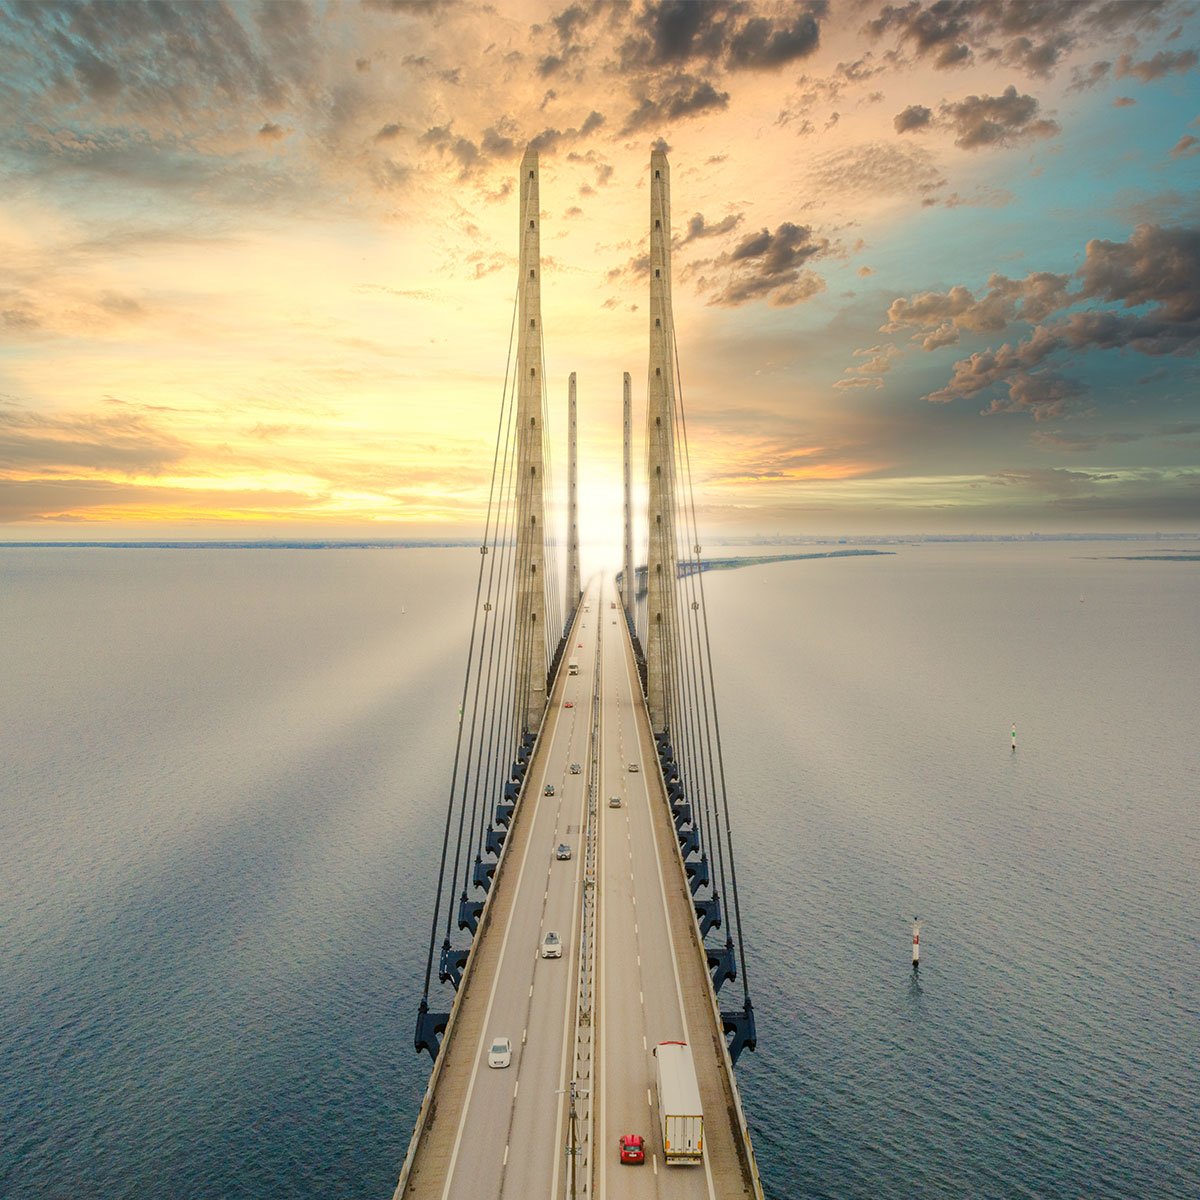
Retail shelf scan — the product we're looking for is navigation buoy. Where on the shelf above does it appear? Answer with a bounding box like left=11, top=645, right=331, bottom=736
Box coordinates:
left=1011, top=723, right=1017, bottom=752
left=912, top=918, right=921, bottom=971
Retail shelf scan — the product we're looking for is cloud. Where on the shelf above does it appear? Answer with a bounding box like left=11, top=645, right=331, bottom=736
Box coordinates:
left=1030, top=429, right=1144, bottom=452
left=942, top=85, right=1060, bottom=149
left=258, top=122, right=286, bottom=141
left=678, top=211, right=744, bottom=245
left=0, top=404, right=188, bottom=476
left=889, top=222, right=1200, bottom=417
left=980, top=371, right=1088, bottom=419
left=1171, top=135, right=1200, bottom=158
left=1078, top=223, right=1200, bottom=322
left=622, top=75, right=730, bottom=133
left=705, top=222, right=829, bottom=307
left=894, top=103, right=932, bottom=133
left=807, top=141, right=945, bottom=201
left=836, top=342, right=901, bottom=390
left=1115, top=48, right=1198, bottom=81
left=883, top=272, right=1073, bottom=347
left=864, top=1, right=976, bottom=70
left=989, top=466, right=1121, bottom=494
left=618, top=2, right=823, bottom=74
left=866, top=0, right=1172, bottom=80
left=1113, top=95, right=1137, bottom=106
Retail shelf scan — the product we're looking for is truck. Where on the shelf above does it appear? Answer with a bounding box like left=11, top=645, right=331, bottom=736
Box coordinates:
left=653, top=1041, right=703, bottom=1164
left=567, top=657, right=579, bottom=676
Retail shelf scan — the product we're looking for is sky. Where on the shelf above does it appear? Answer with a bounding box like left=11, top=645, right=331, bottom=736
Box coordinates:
left=1, top=0, right=1198, bottom=559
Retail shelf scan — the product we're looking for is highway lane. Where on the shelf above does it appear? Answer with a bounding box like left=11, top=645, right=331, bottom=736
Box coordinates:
left=597, top=580, right=715, bottom=1199
left=437, top=582, right=601, bottom=1200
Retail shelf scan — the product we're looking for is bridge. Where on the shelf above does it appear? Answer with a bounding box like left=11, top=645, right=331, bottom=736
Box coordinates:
left=394, top=149, right=762, bottom=1199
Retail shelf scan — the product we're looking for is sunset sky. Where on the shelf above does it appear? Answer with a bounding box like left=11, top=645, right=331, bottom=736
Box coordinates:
left=1, top=0, right=1198, bottom=555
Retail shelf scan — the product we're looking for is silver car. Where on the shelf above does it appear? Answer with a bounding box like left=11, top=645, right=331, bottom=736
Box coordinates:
left=541, top=931, right=562, bottom=959
left=608, top=795, right=622, bottom=808
left=570, top=763, right=582, bottom=775
left=488, top=1037, right=512, bottom=1068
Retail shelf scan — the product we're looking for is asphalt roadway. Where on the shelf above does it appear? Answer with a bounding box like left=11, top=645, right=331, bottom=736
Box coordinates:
left=408, top=577, right=736, bottom=1200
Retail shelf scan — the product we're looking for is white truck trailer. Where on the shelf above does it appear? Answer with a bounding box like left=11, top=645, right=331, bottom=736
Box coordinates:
left=567, top=657, right=579, bottom=675
left=653, top=1040, right=704, bottom=1164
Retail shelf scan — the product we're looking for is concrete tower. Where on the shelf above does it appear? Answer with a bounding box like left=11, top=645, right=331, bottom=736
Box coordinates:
left=566, top=372, right=581, bottom=611
left=515, top=149, right=549, bottom=734
left=645, top=150, right=677, bottom=734
left=622, top=372, right=634, bottom=620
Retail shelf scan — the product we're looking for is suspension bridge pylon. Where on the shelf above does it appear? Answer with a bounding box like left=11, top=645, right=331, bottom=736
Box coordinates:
left=516, top=148, right=550, bottom=735
left=645, top=148, right=677, bottom=736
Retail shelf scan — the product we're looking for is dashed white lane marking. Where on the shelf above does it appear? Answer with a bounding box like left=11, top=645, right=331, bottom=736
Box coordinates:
left=639, top=990, right=644, bottom=1006
left=653, top=1154, right=658, bottom=1175
left=513, top=1080, right=520, bottom=1098
left=528, top=984, right=534, bottom=997
left=504, top=1145, right=509, bottom=1166
left=522, top=1028, right=527, bottom=1045
left=646, top=1088, right=652, bottom=1108
left=642, top=1035, right=647, bottom=1051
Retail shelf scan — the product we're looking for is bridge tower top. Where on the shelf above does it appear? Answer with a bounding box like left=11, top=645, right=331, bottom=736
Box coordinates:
left=645, top=149, right=677, bottom=734
left=516, top=148, right=549, bottom=734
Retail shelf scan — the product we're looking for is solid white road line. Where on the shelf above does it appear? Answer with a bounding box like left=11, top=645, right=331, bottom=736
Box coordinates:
left=438, top=676, right=573, bottom=1200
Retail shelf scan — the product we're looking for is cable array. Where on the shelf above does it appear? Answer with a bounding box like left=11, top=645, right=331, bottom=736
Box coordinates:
left=646, top=180, right=756, bottom=1061
left=415, top=173, right=570, bottom=1054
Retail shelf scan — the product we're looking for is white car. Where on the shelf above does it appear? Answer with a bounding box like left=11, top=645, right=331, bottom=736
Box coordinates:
left=628, top=762, right=639, bottom=773
left=541, top=931, right=562, bottom=958
left=608, top=795, right=622, bottom=808
left=488, top=1036, right=512, bottom=1068
left=556, top=843, right=572, bottom=861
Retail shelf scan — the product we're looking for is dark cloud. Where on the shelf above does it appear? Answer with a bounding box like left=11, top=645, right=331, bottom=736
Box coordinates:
left=727, top=13, right=822, bottom=69
left=619, top=2, right=823, bottom=73
left=419, top=124, right=480, bottom=172
left=1079, top=223, right=1200, bottom=322
left=894, top=103, right=932, bottom=132
left=942, top=85, right=1059, bottom=149
left=678, top=211, right=744, bottom=245
left=865, top=0, right=1172, bottom=79
left=622, top=75, right=729, bottom=133
left=1115, top=48, right=1198, bottom=81
left=551, top=4, right=593, bottom=45
left=864, top=1, right=976, bottom=70
left=481, top=125, right=517, bottom=157
left=706, top=222, right=829, bottom=307
left=258, top=122, right=286, bottom=141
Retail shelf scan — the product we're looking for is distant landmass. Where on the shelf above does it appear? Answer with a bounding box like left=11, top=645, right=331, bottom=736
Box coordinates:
left=680, top=549, right=894, bottom=576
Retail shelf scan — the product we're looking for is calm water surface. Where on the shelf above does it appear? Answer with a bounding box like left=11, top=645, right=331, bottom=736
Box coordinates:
left=1, top=544, right=1197, bottom=1198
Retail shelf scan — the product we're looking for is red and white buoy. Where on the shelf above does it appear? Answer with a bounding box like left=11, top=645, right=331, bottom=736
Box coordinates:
left=912, top=918, right=921, bottom=971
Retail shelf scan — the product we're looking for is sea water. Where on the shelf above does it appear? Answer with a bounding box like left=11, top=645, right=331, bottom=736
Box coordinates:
left=1, top=543, right=1196, bottom=1198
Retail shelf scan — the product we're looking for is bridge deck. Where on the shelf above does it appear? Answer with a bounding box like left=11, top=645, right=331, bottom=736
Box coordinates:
left=396, top=579, right=761, bottom=1199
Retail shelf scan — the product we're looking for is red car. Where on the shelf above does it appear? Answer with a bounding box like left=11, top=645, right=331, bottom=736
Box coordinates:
left=619, top=1133, right=645, bottom=1165
left=564, top=700, right=574, bottom=708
